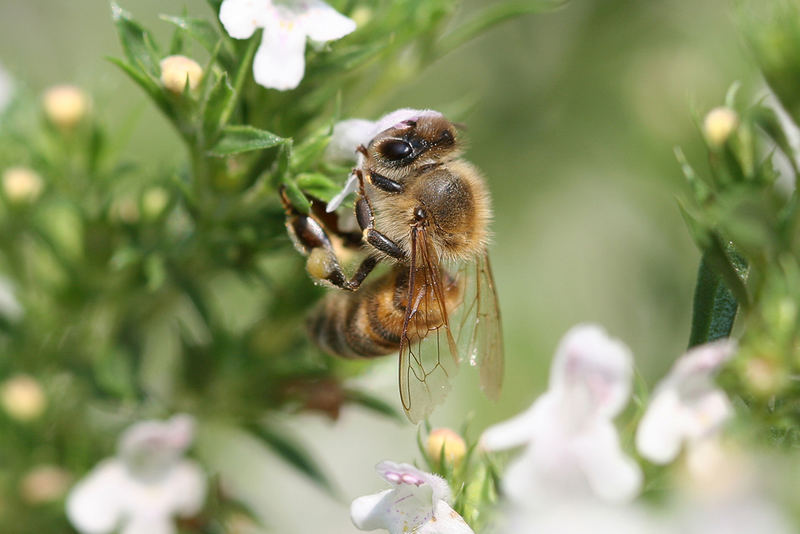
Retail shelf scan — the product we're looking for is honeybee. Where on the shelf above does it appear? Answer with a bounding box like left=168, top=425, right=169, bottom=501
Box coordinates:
left=281, top=109, right=503, bottom=422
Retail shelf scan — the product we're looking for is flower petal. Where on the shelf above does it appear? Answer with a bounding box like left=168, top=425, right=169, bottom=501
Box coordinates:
left=549, top=324, right=633, bottom=419
left=325, top=119, right=375, bottom=163
left=635, top=388, right=685, bottom=464
left=572, top=420, right=642, bottom=502
left=294, top=0, right=356, bottom=43
left=161, top=460, right=207, bottom=517
left=417, top=501, right=475, bottom=534
left=372, top=109, right=443, bottom=138
left=252, top=22, right=307, bottom=90
left=121, top=517, right=175, bottom=534
left=480, top=397, right=545, bottom=451
left=351, top=489, right=392, bottom=531
left=326, top=170, right=359, bottom=212
left=66, top=460, right=126, bottom=534
left=219, top=0, right=271, bottom=39
left=376, top=461, right=450, bottom=504
left=667, top=339, right=737, bottom=392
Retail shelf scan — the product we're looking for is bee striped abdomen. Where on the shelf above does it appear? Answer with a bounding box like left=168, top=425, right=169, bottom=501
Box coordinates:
left=308, top=267, right=409, bottom=358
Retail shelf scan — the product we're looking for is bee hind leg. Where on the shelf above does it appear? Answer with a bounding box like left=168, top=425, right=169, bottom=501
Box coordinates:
left=280, top=186, right=379, bottom=291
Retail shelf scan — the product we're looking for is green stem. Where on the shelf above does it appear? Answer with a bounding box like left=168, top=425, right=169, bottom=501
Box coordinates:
left=688, top=251, right=745, bottom=347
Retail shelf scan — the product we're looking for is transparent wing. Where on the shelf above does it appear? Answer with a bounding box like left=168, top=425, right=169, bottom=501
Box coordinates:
left=451, top=250, right=504, bottom=400
left=398, top=225, right=461, bottom=423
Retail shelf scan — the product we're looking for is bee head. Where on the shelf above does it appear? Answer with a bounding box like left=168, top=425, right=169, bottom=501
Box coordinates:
left=368, top=111, right=460, bottom=173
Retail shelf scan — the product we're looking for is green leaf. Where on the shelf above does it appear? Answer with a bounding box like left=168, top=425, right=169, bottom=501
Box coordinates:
left=247, top=423, right=338, bottom=497
left=281, top=178, right=310, bottom=215
left=344, top=389, right=404, bottom=422
left=438, top=0, right=567, bottom=55
left=688, top=251, right=743, bottom=347
left=754, top=105, right=800, bottom=175
left=106, top=57, right=170, bottom=115
left=111, top=3, right=161, bottom=77
left=208, top=125, right=286, bottom=156
left=295, top=173, right=342, bottom=202
left=160, top=15, right=220, bottom=54
left=290, top=127, right=333, bottom=172
left=202, top=72, right=235, bottom=142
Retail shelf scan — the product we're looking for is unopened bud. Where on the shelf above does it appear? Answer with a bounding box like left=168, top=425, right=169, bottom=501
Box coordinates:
left=111, top=196, right=140, bottom=224
left=43, top=85, right=88, bottom=129
left=1, top=374, right=46, bottom=421
left=350, top=6, right=372, bottom=27
left=142, top=186, right=169, bottom=220
left=2, top=166, right=43, bottom=203
left=703, top=107, right=738, bottom=148
left=160, top=55, right=203, bottom=94
left=426, top=428, right=467, bottom=467
left=744, top=356, right=784, bottom=397
left=20, top=465, right=71, bottom=504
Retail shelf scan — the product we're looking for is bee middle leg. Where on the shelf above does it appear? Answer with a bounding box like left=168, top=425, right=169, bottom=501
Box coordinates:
left=280, top=187, right=379, bottom=291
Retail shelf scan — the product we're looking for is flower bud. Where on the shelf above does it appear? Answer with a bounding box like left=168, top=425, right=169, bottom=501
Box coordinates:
left=160, top=55, right=203, bottom=94
left=43, top=85, right=88, bottom=129
left=426, top=428, right=467, bottom=467
left=20, top=465, right=71, bottom=504
left=2, top=166, right=43, bottom=203
left=142, top=186, right=169, bottom=220
left=350, top=6, right=372, bottom=27
left=703, top=107, right=738, bottom=148
left=111, top=196, right=140, bottom=224
left=744, top=355, right=784, bottom=397
left=1, top=374, right=46, bottom=421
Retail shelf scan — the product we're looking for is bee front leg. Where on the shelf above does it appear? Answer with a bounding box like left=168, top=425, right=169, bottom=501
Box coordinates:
left=280, top=187, right=379, bottom=291
left=354, top=171, right=405, bottom=260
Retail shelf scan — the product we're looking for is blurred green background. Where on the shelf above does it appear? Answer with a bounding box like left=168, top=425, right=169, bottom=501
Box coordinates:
left=0, top=0, right=759, bottom=532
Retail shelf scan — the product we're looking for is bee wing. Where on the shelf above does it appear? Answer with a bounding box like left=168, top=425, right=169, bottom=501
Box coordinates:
left=451, top=250, right=505, bottom=400
left=398, top=225, right=460, bottom=423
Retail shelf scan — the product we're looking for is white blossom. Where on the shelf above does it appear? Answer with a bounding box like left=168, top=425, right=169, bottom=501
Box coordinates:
left=66, top=414, right=206, bottom=534
left=351, top=461, right=474, bottom=534
left=219, top=0, right=356, bottom=91
left=0, top=62, right=13, bottom=113
left=325, top=108, right=443, bottom=211
left=481, top=324, right=642, bottom=505
left=635, top=339, right=737, bottom=465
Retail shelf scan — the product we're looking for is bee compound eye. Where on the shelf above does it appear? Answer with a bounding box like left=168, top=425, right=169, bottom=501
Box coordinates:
left=380, top=140, right=413, bottom=161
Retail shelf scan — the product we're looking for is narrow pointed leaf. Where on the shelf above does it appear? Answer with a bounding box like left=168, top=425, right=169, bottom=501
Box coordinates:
left=688, top=253, right=740, bottom=347
left=281, top=178, right=310, bottom=215
left=208, top=126, right=286, bottom=156
left=344, top=389, right=404, bottom=422
left=106, top=57, right=170, bottom=115
left=111, top=3, right=161, bottom=76
left=438, top=0, right=567, bottom=56
left=160, top=15, right=221, bottom=54
left=203, top=72, right=235, bottom=142
left=295, top=173, right=341, bottom=202
left=247, top=423, right=337, bottom=497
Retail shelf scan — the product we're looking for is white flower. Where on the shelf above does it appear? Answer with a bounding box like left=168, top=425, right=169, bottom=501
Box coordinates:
left=635, top=339, right=736, bottom=465
left=351, top=461, right=474, bottom=534
left=325, top=108, right=444, bottom=211
left=500, top=499, right=666, bottom=534
left=0, top=62, right=13, bottom=113
left=481, top=324, right=642, bottom=505
left=219, top=0, right=356, bottom=91
left=66, top=414, right=206, bottom=534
